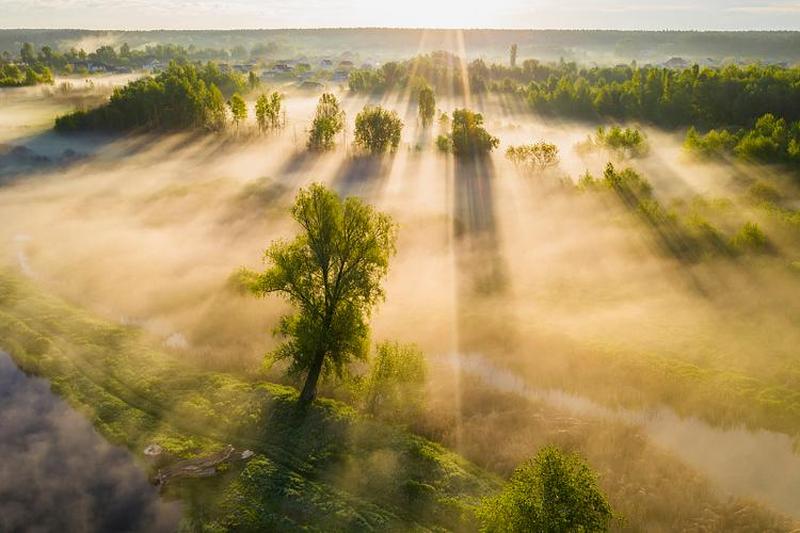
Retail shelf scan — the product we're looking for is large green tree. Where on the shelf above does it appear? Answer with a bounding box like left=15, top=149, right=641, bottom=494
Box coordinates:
left=353, top=105, right=404, bottom=154
left=244, top=184, right=397, bottom=406
left=477, top=446, right=614, bottom=532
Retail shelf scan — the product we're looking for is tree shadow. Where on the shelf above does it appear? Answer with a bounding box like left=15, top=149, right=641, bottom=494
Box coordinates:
left=452, top=155, right=507, bottom=296
left=330, top=154, right=393, bottom=198
left=0, top=130, right=159, bottom=186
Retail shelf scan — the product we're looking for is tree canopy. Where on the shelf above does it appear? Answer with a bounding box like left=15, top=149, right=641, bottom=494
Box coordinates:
left=255, top=90, right=283, bottom=132
left=448, top=109, right=499, bottom=157
left=353, top=105, right=404, bottom=155
left=417, top=84, right=436, bottom=128
left=54, top=62, right=240, bottom=132
left=243, top=184, right=398, bottom=406
left=477, top=446, right=614, bottom=533
left=308, top=93, right=345, bottom=151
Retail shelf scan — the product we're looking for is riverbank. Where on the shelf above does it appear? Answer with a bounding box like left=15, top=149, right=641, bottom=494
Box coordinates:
left=0, top=270, right=500, bottom=531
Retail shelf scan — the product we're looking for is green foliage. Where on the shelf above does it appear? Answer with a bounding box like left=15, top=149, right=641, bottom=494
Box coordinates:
left=731, top=221, right=770, bottom=252
left=0, top=62, right=52, bottom=87
left=417, top=84, right=436, bottom=128
left=227, top=93, right=247, bottom=127
left=54, top=62, right=238, bottom=132
left=435, top=134, right=453, bottom=153
left=255, top=90, right=283, bottom=133
left=477, top=446, right=614, bottom=533
left=0, top=270, right=499, bottom=532
left=243, top=184, right=398, bottom=405
left=353, top=105, right=404, bottom=155
left=363, top=342, right=427, bottom=422
left=307, top=92, right=345, bottom=151
left=579, top=126, right=648, bottom=158
left=522, top=63, right=800, bottom=129
left=684, top=126, right=739, bottom=158
left=685, top=114, right=800, bottom=168
left=444, top=108, right=499, bottom=157
left=506, top=142, right=560, bottom=172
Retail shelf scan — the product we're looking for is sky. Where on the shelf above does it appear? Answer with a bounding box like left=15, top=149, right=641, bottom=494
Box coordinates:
left=1, top=0, right=800, bottom=30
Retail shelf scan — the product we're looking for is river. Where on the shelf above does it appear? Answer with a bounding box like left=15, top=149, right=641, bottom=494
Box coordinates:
left=0, top=351, right=181, bottom=532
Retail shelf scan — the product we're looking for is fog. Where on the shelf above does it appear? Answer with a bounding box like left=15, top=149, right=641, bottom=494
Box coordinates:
left=1, top=81, right=799, bottom=529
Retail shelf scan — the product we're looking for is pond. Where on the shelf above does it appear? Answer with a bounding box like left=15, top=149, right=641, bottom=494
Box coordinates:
left=0, top=351, right=181, bottom=532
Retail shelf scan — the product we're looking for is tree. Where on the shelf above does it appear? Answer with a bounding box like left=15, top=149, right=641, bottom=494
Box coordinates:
left=243, top=184, right=398, bottom=406
left=506, top=142, right=560, bottom=172
left=418, top=84, right=436, bottom=128
left=353, top=105, right=404, bottom=154
left=308, top=93, right=345, bottom=151
left=477, top=446, right=614, bottom=532
left=363, top=342, right=427, bottom=422
left=228, top=93, right=247, bottom=128
left=448, top=109, right=499, bottom=157
left=20, top=42, right=35, bottom=65
left=255, top=91, right=283, bottom=132
left=510, top=43, right=518, bottom=68
left=248, top=71, right=260, bottom=90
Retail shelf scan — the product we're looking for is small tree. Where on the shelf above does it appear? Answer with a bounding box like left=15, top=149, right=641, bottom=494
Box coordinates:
left=308, top=92, right=345, bottom=151
left=418, top=85, right=436, bottom=128
left=248, top=71, right=260, bottom=90
left=449, top=108, right=499, bottom=157
left=353, top=105, right=404, bottom=155
left=242, top=184, right=397, bottom=406
left=477, top=446, right=614, bottom=532
left=228, top=93, right=247, bottom=129
left=510, top=43, right=518, bottom=68
left=364, top=342, right=427, bottom=421
left=256, top=90, right=283, bottom=132
left=506, top=142, right=560, bottom=172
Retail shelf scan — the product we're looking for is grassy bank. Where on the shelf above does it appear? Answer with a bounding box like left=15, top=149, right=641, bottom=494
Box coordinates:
left=0, top=270, right=500, bottom=531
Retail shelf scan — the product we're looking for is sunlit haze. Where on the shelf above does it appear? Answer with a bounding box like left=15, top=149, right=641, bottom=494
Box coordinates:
left=3, top=0, right=800, bottom=29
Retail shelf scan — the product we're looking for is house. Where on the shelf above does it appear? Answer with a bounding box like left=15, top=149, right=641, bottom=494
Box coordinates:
left=320, top=59, right=333, bottom=68
left=663, top=57, right=689, bottom=69
left=233, top=63, right=256, bottom=73
left=273, top=63, right=293, bottom=72
left=331, top=69, right=349, bottom=82
left=299, top=80, right=324, bottom=90
left=338, top=60, right=354, bottom=70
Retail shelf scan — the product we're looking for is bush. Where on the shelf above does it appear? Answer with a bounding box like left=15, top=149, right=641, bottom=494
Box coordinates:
left=506, top=142, right=560, bottom=172
left=731, top=221, right=769, bottom=253
left=353, top=106, right=404, bottom=155
left=477, top=446, right=614, bottom=533
left=580, top=126, right=648, bottom=158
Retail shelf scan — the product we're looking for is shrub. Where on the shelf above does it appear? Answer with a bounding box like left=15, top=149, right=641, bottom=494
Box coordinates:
left=477, top=446, right=614, bottom=533
left=506, top=142, right=560, bottom=172
left=580, top=125, right=648, bottom=158
left=731, top=222, right=769, bottom=253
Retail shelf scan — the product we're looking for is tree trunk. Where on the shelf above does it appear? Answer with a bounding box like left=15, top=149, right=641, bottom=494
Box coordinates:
left=298, top=349, right=325, bottom=407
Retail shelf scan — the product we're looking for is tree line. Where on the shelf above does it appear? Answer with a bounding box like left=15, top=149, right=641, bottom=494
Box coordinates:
left=54, top=62, right=247, bottom=132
